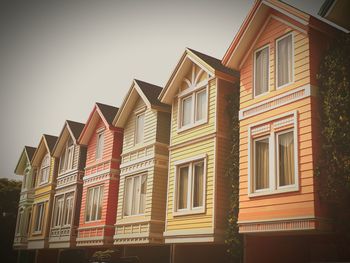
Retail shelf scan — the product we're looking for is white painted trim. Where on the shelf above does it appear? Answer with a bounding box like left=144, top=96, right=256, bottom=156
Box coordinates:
left=237, top=215, right=328, bottom=224
left=275, top=32, right=295, bottom=90
left=83, top=168, right=111, bottom=181
left=239, top=84, right=311, bottom=120
left=173, top=154, right=207, bottom=166
left=247, top=110, right=299, bottom=197
left=164, top=228, right=214, bottom=236
left=270, top=15, right=307, bottom=35
left=165, top=236, right=214, bottom=244
left=253, top=44, right=270, bottom=98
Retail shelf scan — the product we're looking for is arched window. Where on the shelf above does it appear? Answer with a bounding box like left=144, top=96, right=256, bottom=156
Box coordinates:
left=39, top=153, right=50, bottom=184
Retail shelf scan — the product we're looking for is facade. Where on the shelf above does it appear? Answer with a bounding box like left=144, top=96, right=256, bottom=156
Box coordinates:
left=76, top=103, right=123, bottom=247
left=222, top=0, right=345, bottom=262
left=159, top=48, right=238, bottom=252
left=113, top=79, right=171, bottom=245
left=49, top=120, right=86, bottom=248
left=27, top=134, right=58, bottom=250
left=14, top=146, right=37, bottom=249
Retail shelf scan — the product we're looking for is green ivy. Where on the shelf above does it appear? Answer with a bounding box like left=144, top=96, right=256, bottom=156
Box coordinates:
left=225, top=85, right=243, bottom=263
left=317, top=34, right=350, bottom=238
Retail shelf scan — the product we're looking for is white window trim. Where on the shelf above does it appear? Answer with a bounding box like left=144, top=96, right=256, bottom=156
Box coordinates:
left=252, top=135, right=271, bottom=193
left=62, top=194, right=74, bottom=226
left=52, top=196, right=64, bottom=228
left=85, top=185, right=103, bottom=222
left=58, top=140, right=75, bottom=175
left=248, top=111, right=299, bottom=197
left=173, top=154, right=207, bottom=216
left=122, top=173, right=147, bottom=218
left=253, top=44, right=270, bottom=98
left=95, top=131, right=104, bottom=160
left=33, top=202, right=45, bottom=234
left=38, top=154, right=50, bottom=186
left=276, top=32, right=294, bottom=90
left=177, top=84, right=209, bottom=133
left=134, top=112, right=145, bottom=146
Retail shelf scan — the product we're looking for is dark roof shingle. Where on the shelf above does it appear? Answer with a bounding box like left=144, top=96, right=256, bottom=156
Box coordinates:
left=43, top=134, right=58, bottom=154
left=96, top=103, right=119, bottom=125
left=66, top=120, right=85, bottom=140
left=24, top=146, right=36, bottom=161
left=134, top=79, right=170, bottom=109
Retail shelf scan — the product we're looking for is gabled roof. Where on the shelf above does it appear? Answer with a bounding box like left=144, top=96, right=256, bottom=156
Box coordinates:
left=32, top=134, right=58, bottom=167
left=52, top=120, right=85, bottom=157
left=222, top=0, right=347, bottom=70
left=159, top=48, right=239, bottom=104
left=113, top=79, right=170, bottom=127
left=78, top=102, right=119, bottom=145
left=14, top=146, right=37, bottom=175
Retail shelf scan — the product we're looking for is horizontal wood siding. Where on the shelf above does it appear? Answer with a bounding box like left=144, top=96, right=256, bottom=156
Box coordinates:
left=156, top=111, right=171, bottom=144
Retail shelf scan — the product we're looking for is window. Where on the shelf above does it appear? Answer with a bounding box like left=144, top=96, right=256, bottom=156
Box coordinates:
left=95, top=132, right=104, bottom=159
left=38, top=154, right=50, bottom=185
left=123, top=174, right=147, bottom=216
left=63, top=195, right=74, bottom=226
left=175, top=157, right=205, bottom=214
left=135, top=113, right=145, bottom=144
left=34, top=203, right=45, bottom=232
left=179, top=88, right=207, bottom=129
left=249, top=113, right=298, bottom=196
left=276, top=33, right=293, bottom=88
left=16, top=209, right=24, bottom=235
left=85, top=185, right=103, bottom=222
left=52, top=197, right=64, bottom=227
left=254, top=45, right=269, bottom=97
left=59, top=138, right=74, bottom=174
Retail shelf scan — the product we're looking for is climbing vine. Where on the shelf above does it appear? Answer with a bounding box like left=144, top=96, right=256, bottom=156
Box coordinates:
left=317, top=34, right=350, bottom=238
left=225, top=84, right=242, bottom=263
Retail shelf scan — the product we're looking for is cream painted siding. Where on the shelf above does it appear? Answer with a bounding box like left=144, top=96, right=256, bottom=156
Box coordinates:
left=150, top=166, right=168, bottom=221
left=72, top=145, right=80, bottom=170
left=122, top=98, right=157, bottom=154
left=170, top=79, right=216, bottom=146
left=166, top=138, right=215, bottom=231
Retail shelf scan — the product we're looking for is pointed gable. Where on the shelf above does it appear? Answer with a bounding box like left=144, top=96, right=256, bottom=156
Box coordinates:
left=78, top=103, right=119, bottom=145
left=52, top=120, right=85, bottom=158
left=14, top=146, right=37, bottom=175
left=113, top=79, right=169, bottom=128
left=32, top=134, right=58, bottom=167
left=159, top=48, right=238, bottom=104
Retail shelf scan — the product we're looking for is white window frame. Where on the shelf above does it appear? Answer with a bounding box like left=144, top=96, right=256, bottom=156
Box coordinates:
left=34, top=202, right=45, bottom=233
left=173, top=154, right=207, bottom=216
left=276, top=32, right=294, bottom=89
left=95, top=131, right=104, bottom=160
left=248, top=111, right=299, bottom=197
left=134, top=112, right=145, bottom=145
left=62, top=194, right=74, bottom=226
left=52, top=196, right=64, bottom=228
left=59, top=138, right=74, bottom=175
left=85, top=185, right=103, bottom=222
left=123, top=173, right=147, bottom=217
left=253, top=44, right=270, bottom=98
left=252, top=135, right=271, bottom=193
left=177, top=85, right=209, bottom=132
left=38, top=153, right=50, bottom=185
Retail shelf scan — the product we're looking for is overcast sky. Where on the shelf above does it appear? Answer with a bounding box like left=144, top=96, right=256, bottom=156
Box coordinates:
left=0, top=0, right=323, bottom=180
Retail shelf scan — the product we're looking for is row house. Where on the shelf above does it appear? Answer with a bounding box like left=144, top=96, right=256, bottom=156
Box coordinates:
left=222, top=0, right=346, bottom=262
left=159, top=48, right=239, bottom=262
left=76, top=103, right=123, bottom=247
left=27, top=134, right=58, bottom=250
left=112, top=80, right=171, bottom=255
left=14, top=146, right=37, bottom=249
left=49, top=120, right=86, bottom=249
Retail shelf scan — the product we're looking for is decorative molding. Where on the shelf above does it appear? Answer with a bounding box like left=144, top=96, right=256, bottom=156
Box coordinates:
left=239, top=85, right=312, bottom=120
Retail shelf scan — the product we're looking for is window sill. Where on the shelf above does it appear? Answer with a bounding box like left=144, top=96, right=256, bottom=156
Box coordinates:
left=173, top=207, right=205, bottom=217
left=248, top=186, right=299, bottom=198
left=122, top=213, right=146, bottom=219
left=177, top=119, right=208, bottom=134
left=276, top=81, right=294, bottom=90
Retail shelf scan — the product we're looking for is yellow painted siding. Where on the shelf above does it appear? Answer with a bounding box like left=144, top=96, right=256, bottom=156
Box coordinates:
left=170, top=79, right=216, bottom=146
left=166, top=138, right=215, bottom=231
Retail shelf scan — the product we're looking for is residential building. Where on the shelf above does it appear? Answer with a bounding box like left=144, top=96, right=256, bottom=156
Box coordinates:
left=76, top=103, right=122, bottom=247
left=159, top=48, right=239, bottom=262
left=49, top=120, right=86, bottom=249
left=222, top=0, right=346, bottom=262
left=13, top=146, right=37, bottom=249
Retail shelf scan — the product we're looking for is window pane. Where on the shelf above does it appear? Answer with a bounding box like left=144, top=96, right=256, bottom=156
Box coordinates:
left=97, top=186, right=103, bottom=220
left=85, top=188, right=93, bottom=221
left=181, top=96, right=192, bottom=126
left=178, top=166, right=189, bottom=209
left=59, top=149, right=66, bottom=173
left=277, top=34, right=292, bottom=87
left=131, top=176, right=141, bottom=215
left=96, top=133, right=104, bottom=159
left=278, top=131, right=295, bottom=186
left=255, top=47, right=269, bottom=96
left=135, top=114, right=145, bottom=144
left=193, top=162, right=204, bottom=208
left=139, top=175, right=147, bottom=214
left=255, top=138, right=269, bottom=190
left=67, top=146, right=74, bottom=170
left=195, top=90, right=207, bottom=122
left=124, top=178, right=133, bottom=216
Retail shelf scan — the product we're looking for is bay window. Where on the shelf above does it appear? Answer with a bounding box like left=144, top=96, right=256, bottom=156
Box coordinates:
left=175, top=157, right=206, bottom=214
left=85, top=185, right=103, bottom=222
left=52, top=197, right=64, bottom=227
left=123, top=174, right=147, bottom=216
